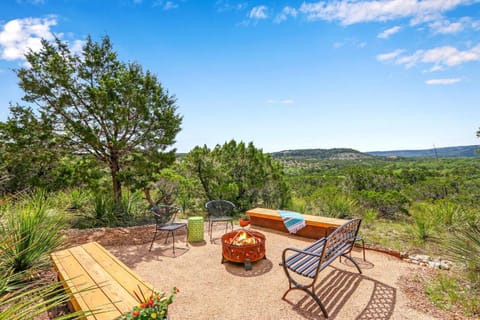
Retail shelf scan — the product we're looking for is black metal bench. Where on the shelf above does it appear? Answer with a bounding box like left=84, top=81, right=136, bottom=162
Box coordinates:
left=281, top=218, right=362, bottom=318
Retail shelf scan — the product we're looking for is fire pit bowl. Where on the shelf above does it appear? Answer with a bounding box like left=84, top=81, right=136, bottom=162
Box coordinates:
left=221, top=229, right=266, bottom=270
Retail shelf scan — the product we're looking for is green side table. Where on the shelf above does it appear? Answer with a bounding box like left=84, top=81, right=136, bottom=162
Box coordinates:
left=187, top=216, right=204, bottom=243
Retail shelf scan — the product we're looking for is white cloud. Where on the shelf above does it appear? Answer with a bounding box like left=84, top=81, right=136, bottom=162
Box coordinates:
left=429, top=19, right=463, bottom=34
left=333, top=38, right=367, bottom=49
left=377, top=25, right=402, bottom=39
left=16, top=0, right=46, bottom=4
left=378, top=44, right=480, bottom=69
left=215, top=0, right=247, bottom=12
left=153, top=0, right=179, bottom=10
left=249, top=5, right=268, bottom=20
left=163, top=1, right=179, bottom=10
left=266, top=99, right=295, bottom=104
left=428, top=65, right=444, bottom=72
left=0, top=17, right=57, bottom=61
left=425, top=78, right=462, bottom=85
left=70, top=39, right=85, bottom=55
left=0, top=17, right=84, bottom=62
left=376, top=49, right=404, bottom=61
left=274, top=6, right=298, bottom=23
left=299, top=0, right=474, bottom=26
left=429, top=17, right=480, bottom=34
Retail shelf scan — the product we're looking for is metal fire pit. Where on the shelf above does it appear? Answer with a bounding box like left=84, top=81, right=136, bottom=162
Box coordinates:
left=221, top=229, right=266, bottom=270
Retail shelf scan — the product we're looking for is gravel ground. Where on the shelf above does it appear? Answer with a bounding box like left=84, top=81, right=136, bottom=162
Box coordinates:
left=62, top=223, right=472, bottom=320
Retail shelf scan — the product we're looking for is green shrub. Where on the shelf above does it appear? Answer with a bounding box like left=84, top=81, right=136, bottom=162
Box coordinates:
left=323, top=195, right=358, bottom=218
left=88, top=194, right=118, bottom=227
left=425, top=200, right=462, bottom=227
left=362, top=209, right=378, bottom=227
left=359, top=189, right=409, bottom=219
left=69, top=188, right=91, bottom=210
left=289, top=196, right=307, bottom=213
left=305, top=187, right=358, bottom=218
left=0, top=190, right=65, bottom=272
left=409, top=203, right=435, bottom=242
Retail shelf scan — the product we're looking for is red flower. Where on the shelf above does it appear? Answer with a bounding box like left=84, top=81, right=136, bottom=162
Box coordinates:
left=133, top=311, right=140, bottom=317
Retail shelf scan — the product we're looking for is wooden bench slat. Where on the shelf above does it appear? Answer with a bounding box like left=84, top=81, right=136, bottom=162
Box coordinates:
left=68, top=246, right=137, bottom=314
left=51, top=242, right=157, bottom=320
left=51, top=249, right=122, bottom=320
left=82, top=242, right=153, bottom=297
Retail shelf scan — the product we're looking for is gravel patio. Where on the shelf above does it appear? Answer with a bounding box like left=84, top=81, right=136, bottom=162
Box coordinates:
left=88, top=224, right=444, bottom=320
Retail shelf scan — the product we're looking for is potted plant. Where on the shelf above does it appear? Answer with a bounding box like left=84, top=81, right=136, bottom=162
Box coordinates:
left=239, top=214, right=250, bottom=227
left=119, top=287, right=178, bottom=320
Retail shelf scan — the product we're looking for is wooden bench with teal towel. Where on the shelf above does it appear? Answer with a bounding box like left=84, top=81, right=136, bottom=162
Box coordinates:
left=281, top=218, right=362, bottom=318
left=278, top=210, right=306, bottom=233
left=246, top=207, right=348, bottom=239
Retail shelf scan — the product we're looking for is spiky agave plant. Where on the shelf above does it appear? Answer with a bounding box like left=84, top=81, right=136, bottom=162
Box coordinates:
left=447, top=223, right=480, bottom=287
left=0, top=191, right=90, bottom=319
left=0, top=190, right=65, bottom=273
left=0, top=236, right=89, bottom=320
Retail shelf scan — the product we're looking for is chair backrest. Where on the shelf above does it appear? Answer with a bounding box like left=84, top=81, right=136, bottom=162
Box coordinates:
left=151, top=205, right=180, bottom=225
left=320, top=218, right=362, bottom=269
left=205, top=200, right=235, bottom=218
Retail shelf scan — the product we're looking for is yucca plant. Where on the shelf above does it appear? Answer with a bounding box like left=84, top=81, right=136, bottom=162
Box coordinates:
left=409, top=203, right=435, bottom=242
left=0, top=192, right=90, bottom=319
left=69, top=188, right=91, bottom=211
left=447, top=223, right=480, bottom=287
left=0, top=236, right=88, bottom=319
left=0, top=190, right=65, bottom=272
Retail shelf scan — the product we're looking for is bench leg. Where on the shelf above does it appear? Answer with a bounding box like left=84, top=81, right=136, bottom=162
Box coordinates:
left=283, top=285, right=329, bottom=318
left=282, top=262, right=329, bottom=318
left=341, top=253, right=362, bottom=274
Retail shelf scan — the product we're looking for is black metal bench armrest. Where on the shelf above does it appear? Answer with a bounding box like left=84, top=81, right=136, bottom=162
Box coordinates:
left=282, top=246, right=323, bottom=259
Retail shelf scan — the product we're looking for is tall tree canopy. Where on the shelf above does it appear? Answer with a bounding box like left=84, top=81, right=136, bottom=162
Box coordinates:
left=183, top=140, right=290, bottom=211
left=12, top=36, right=182, bottom=206
left=0, top=105, right=67, bottom=194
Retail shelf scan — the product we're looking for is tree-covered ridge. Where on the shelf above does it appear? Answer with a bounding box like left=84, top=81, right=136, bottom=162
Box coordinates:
left=368, top=145, right=480, bottom=158
left=270, top=148, right=373, bottom=160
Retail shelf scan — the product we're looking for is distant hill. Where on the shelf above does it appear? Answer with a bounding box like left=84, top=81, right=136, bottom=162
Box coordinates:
left=368, top=145, right=480, bottom=158
left=270, top=148, right=373, bottom=160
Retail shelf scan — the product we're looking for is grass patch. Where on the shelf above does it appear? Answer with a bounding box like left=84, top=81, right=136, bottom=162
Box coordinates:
left=425, top=273, right=480, bottom=316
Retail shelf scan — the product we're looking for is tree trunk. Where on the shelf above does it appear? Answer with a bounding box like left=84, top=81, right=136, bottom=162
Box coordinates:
left=109, top=154, right=123, bottom=210
left=143, top=188, right=155, bottom=206
left=197, top=161, right=213, bottom=200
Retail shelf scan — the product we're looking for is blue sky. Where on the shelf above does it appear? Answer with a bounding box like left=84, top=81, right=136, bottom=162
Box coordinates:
left=1, top=0, right=480, bottom=153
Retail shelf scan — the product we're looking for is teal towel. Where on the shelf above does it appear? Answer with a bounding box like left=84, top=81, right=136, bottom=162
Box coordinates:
left=278, top=210, right=306, bottom=234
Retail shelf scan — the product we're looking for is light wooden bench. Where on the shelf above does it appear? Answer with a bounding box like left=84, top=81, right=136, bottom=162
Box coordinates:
left=246, top=207, right=348, bottom=239
left=50, top=241, right=154, bottom=320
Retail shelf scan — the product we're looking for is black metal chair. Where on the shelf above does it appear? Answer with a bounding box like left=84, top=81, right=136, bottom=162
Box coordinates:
left=149, top=205, right=188, bottom=255
left=205, top=200, right=235, bottom=243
